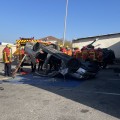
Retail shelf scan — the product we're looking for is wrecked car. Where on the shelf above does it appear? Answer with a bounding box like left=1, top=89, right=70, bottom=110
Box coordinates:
left=25, top=42, right=99, bottom=79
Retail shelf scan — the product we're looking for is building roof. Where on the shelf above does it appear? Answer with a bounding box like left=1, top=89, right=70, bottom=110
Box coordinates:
left=39, top=36, right=61, bottom=42
left=20, top=37, right=34, bottom=40
left=73, top=33, right=120, bottom=42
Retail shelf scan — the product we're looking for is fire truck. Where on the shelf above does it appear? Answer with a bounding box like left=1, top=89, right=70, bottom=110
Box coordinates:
left=13, top=37, right=52, bottom=65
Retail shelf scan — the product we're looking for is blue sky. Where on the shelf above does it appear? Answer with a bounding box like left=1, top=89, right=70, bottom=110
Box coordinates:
left=0, top=0, right=120, bottom=43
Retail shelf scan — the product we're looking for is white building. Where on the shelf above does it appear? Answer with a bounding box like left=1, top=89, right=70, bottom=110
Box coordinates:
left=72, top=33, right=120, bottom=58
left=0, top=42, right=14, bottom=45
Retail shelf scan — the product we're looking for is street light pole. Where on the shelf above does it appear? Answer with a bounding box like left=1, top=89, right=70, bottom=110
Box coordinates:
left=63, top=0, right=69, bottom=46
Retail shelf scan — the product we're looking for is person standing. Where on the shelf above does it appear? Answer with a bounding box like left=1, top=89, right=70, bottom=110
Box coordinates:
left=19, top=46, right=25, bottom=72
left=31, top=62, right=36, bottom=72
left=81, top=47, right=89, bottom=61
left=66, top=47, right=72, bottom=56
left=73, top=47, right=80, bottom=58
left=60, top=45, right=67, bottom=54
left=88, top=47, right=96, bottom=61
left=2, top=44, right=12, bottom=76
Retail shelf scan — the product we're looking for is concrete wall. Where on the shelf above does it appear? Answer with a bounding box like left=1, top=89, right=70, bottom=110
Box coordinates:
left=72, top=34, right=120, bottom=58
left=0, top=45, right=16, bottom=61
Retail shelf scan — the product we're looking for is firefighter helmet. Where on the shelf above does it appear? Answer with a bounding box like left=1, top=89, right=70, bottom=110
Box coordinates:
left=60, top=45, right=63, bottom=47
left=6, top=44, right=11, bottom=48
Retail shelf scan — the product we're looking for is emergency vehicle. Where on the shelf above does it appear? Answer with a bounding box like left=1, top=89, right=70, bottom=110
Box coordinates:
left=13, top=37, right=52, bottom=65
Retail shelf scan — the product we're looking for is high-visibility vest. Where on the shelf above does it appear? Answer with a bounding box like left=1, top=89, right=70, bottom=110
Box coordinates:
left=3, top=47, right=12, bottom=63
left=67, top=49, right=72, bottom=56
left=19, top=49, right=25, bottom=61
left=96, top=50, right=103, bottom=62
left=88, top=49, right=96, bottom=60
left=73, top=49, right=80, bottom=58
left=61, top=48, right=67, bottom=54
left=76, top=51, right=81, bottom=59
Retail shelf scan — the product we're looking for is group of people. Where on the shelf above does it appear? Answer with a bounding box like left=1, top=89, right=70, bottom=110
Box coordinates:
left=59, top=45, right=72, bottom=56
left=72, top=46, right=103, bottom=63
left=2, top=44, right=103, bottom=76
left=59, top=45, right=103, bottom=63
left=2, top=44, right=27, bottom=76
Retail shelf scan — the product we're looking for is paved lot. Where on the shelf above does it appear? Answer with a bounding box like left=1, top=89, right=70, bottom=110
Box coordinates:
left=0, top=63, right=120, bottom=120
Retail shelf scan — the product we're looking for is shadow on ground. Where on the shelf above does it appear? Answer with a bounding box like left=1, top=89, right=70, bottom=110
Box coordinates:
left=1, top=68, right=120, bottom=119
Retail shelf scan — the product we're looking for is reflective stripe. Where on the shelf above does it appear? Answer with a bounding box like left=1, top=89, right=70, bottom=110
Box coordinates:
left=3, top=52, right=9, bottom=63
left=82, top=52, right=88, bottom=54
left=81, top=51, right=89, bottom=60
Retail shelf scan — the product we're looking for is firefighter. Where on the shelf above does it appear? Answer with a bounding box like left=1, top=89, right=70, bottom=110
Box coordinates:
left=60, top=45, right=63, bottom=51
left=60, top=45, right=67, bottom=54
left=37, top=59, right=43, bottom=71
left=37, top=50, right=47, bottom=71
left=73, top=47, right=80, bottom=58
left=19, top=46, right=25, bottom=72
left=81, top=47, right=89, bottom=61
left=2, top=44, right=12, bottom=76
left=31, top=62, right=36, bottom=72
left=88, top=47, right=96, bottom=61
left=19, top=46, right=25, bottom=62
left=66, top=46, right=72, bottom=56
left=76, top=50, right=81, bottom=59
left=96, top=48, right=103, bottom=65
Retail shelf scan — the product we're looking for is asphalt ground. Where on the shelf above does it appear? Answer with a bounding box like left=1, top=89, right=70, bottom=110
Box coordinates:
left=0, top=62, right=120, bottom=120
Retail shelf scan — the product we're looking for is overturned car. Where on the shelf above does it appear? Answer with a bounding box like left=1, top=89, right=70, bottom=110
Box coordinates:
left=25, top=42, right=99, bottom=79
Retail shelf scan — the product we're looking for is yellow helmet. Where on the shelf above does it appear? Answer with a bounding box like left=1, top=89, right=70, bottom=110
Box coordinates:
left=60, top=45, right=63, bottom=47
left=9, top=45, right=12, bottom=48
left=6, top=44, right=11, bottom=48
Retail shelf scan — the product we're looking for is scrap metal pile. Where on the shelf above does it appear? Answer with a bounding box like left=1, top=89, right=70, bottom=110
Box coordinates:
left=25, top=42, right=99, bottom=79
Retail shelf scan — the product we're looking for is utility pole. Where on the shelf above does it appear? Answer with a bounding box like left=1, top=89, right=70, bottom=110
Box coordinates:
left=63, top=0, right=69, bottom=46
